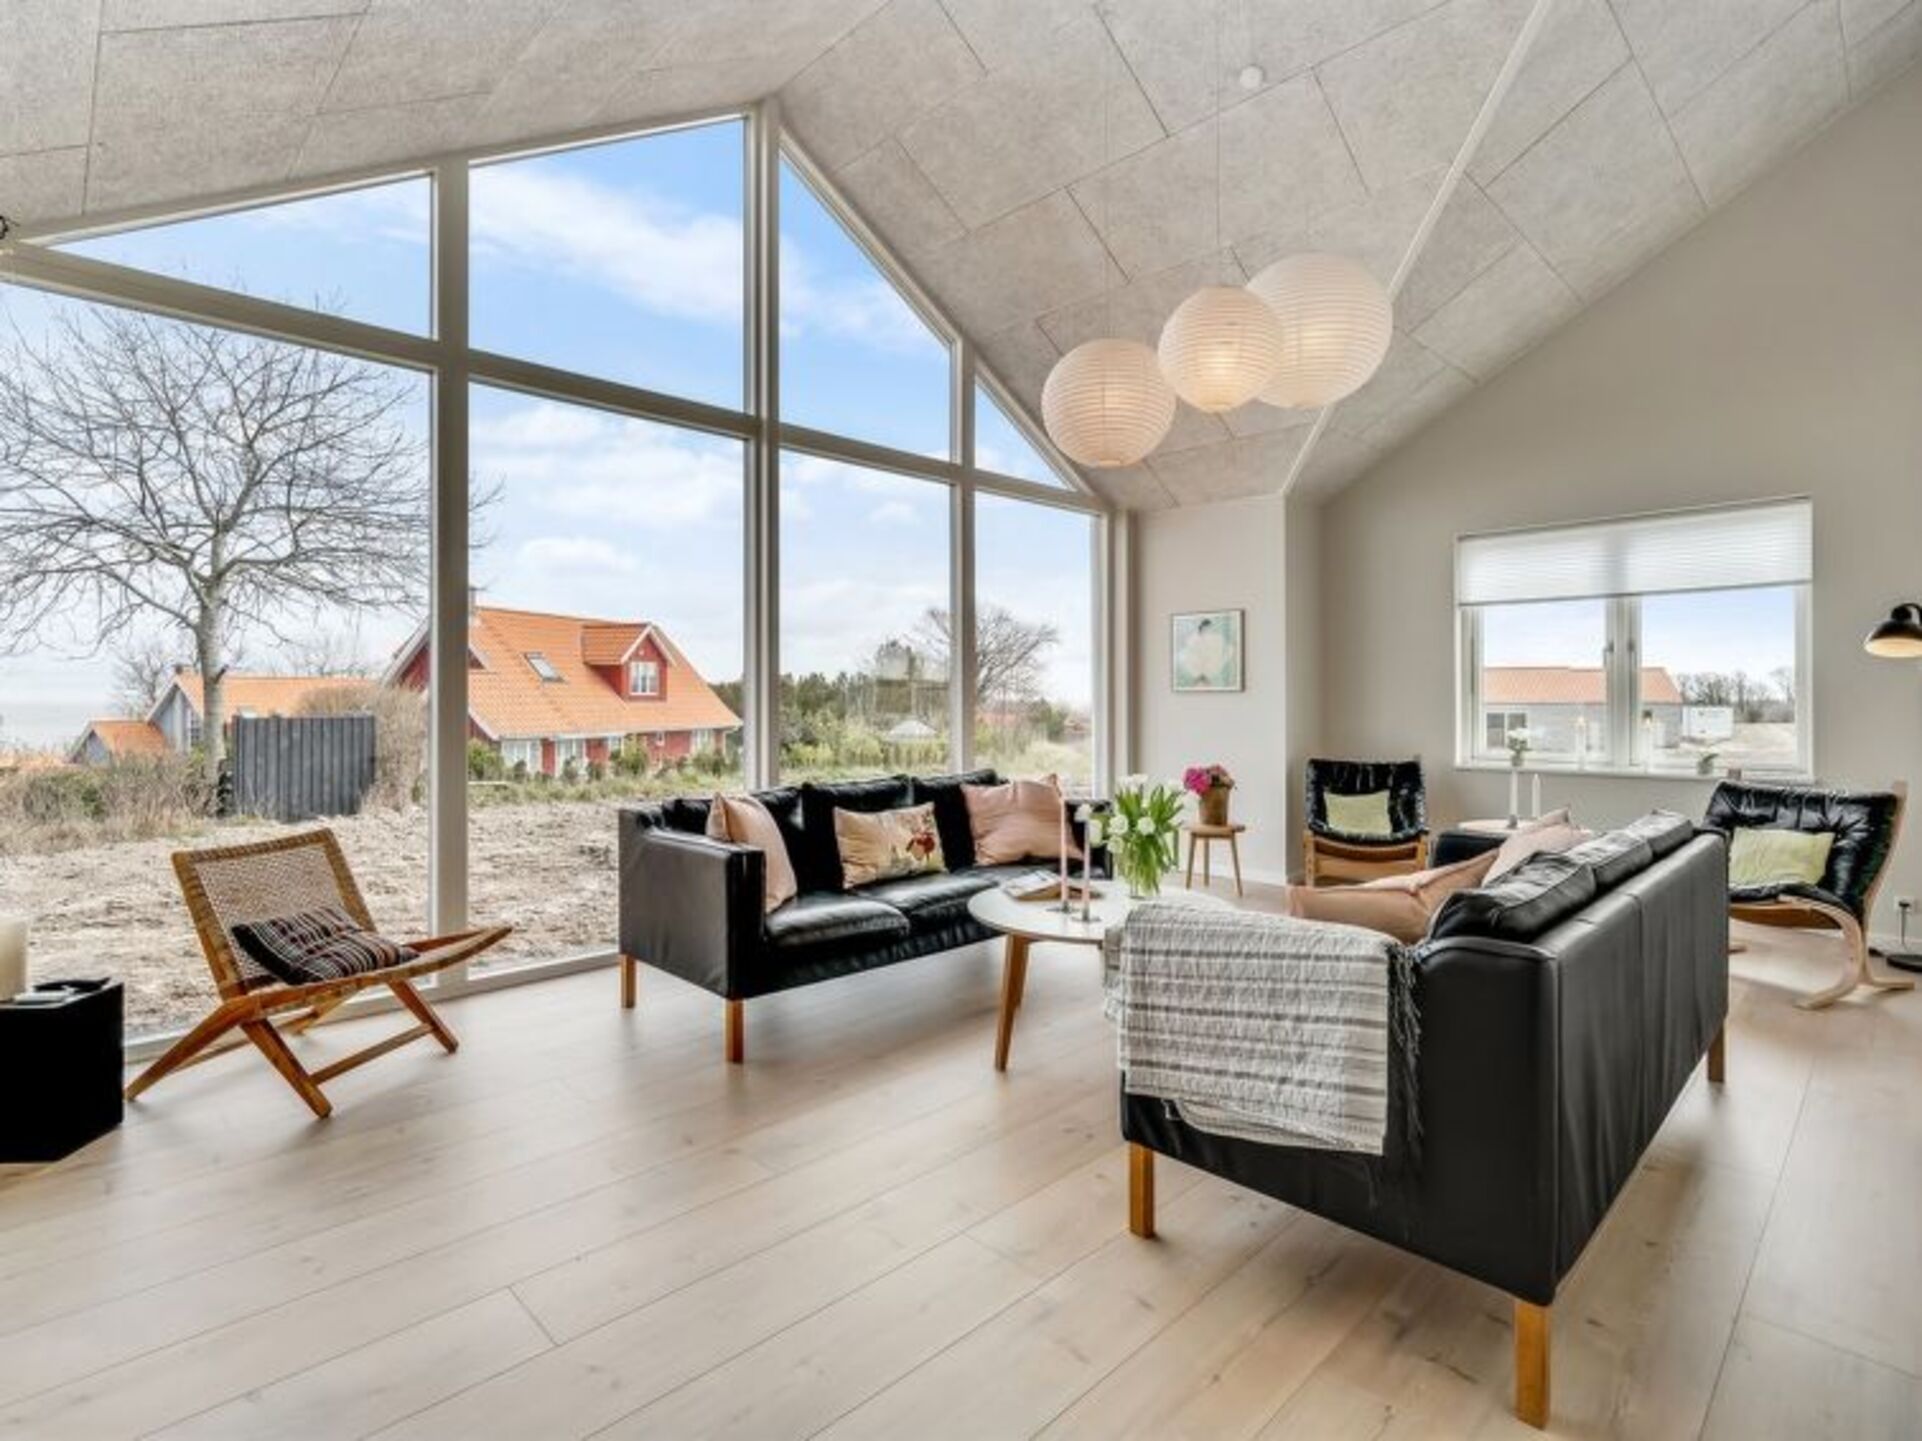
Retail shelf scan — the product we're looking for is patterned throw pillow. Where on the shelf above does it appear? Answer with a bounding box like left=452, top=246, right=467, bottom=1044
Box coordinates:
left=835, top=803, right=946, bottom=888
left=231, top=904, right=417, bottom=986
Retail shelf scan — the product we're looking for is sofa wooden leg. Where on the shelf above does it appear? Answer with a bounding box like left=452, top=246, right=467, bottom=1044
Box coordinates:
left=1514, top=1299, right=1550, bottom=1429
left=725, top=999, right=744, bottom=1064
left=1129, top=1143, right=1155, bottom=1239
left=1707, top=1023, right=1726, bottom=1084
left=619, top=953, right=638, bottom=1010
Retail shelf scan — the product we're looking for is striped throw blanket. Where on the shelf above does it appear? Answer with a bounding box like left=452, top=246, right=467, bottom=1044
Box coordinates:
left=1103, top=902, right=1417, bottom=1155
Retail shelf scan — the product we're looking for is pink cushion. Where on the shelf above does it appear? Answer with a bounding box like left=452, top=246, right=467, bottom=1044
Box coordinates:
left=1284, top=850, right=1498, bottom=944
left=1487, top=816, right=1589, bottom=880
left=706, top=793, right=799, bottom=913
left=962, top=777, right=1081, bottom=866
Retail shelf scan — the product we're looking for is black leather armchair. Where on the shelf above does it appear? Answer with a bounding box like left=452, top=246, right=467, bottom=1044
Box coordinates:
left=1703, top=779, right=1914, bottom=1009
left=1302, top=757, right=1429, bottom=885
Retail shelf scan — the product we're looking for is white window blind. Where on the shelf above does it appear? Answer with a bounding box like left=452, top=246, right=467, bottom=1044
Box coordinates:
left=1456, top=498, right=1811, bottom=607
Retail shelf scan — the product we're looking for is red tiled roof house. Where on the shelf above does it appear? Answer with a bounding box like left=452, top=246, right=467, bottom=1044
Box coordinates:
left=389, top=605, right=740, bottom=777
left=1480, top=665, right=1683, bottom=756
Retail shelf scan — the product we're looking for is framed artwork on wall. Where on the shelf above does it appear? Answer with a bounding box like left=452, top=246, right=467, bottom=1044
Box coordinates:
left=1172, top=609, right=1244, bottom=692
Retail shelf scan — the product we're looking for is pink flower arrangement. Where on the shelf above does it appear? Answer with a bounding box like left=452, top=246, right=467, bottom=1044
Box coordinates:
left=1183, top=764, right=1235, bottom=796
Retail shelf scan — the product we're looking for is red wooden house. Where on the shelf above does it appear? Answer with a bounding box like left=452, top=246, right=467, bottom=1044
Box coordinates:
left=389, top=604, right=740, bottom=776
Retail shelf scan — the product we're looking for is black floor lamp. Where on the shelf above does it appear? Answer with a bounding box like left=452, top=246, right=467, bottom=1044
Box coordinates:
left=1865, top=602, right=1922, bottom=972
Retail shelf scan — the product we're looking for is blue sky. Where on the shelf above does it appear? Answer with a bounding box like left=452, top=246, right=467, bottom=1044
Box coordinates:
left=0, top=119, right=1093, bottom=748
left=1483, top=587, right=1799, bottom=695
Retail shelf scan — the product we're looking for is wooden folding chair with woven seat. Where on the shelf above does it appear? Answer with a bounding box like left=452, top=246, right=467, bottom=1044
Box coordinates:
left=125, top=829, right=511, bottom=1117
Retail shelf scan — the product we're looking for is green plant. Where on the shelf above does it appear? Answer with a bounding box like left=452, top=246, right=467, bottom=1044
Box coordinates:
left=1089, top=776, right=1184, bottom=897
left=467, top=739, right=505, bottom=781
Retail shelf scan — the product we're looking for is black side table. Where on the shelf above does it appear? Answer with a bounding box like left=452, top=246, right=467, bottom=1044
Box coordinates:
left=0, top=980, right=124, bottom=1163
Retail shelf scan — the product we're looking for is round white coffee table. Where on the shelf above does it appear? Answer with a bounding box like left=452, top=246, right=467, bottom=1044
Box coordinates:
left=967, top=884, right=1228, bottom=1071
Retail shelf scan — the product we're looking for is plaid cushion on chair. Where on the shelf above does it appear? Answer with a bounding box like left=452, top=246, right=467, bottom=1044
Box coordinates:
left=231, top=905, right=417, bottom=986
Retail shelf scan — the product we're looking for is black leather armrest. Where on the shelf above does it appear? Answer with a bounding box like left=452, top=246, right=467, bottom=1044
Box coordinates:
left=618, top=819, right=764, bottom=1000
left=1431, top=828, right=1507, bottom=867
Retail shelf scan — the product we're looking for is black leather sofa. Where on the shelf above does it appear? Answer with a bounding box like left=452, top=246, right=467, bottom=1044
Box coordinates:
left=617, top=770, right=1101, bottom=1060
left=1123, top=812, right=1729, bottom=1429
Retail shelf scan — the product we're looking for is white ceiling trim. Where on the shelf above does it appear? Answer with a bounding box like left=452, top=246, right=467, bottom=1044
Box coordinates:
left=1281, top=0, right=1557, bottom=500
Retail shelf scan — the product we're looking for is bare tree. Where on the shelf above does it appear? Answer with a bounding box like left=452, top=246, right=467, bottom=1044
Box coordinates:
left=914, top=604, right=1060, bottom=711
left=111, top=631, right=185, bottom=718
left=0, top=307, right=430, bottom=789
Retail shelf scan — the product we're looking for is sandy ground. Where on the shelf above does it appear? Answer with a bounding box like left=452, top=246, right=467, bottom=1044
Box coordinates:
left=0, top=800, right=628, bottom=1035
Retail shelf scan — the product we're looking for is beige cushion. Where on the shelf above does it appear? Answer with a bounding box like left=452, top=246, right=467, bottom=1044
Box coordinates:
left=963, top=777, right=1081, bottom=866
left=1486, top=813, right=1588, bottom=881
left=1283, top=850, right=1498, bottom=943
left=706, top=794, right=799, bottom=913
left=1729, top=827, right=1833, bottom=887
left=835, top=803, right=946, bottom=888
left=1324, top=790, right=1392, bottom=836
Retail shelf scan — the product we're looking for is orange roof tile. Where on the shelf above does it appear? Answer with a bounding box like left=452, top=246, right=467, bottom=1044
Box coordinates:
left=165, top=672, right=368, bottom=719
left=80, top=719, right=170, bottom=757
left=1485, top=666, right=1681, bottom=705
left=579, top=622, right=646, bottom=666
left=459, top=606, right=739, bottom=740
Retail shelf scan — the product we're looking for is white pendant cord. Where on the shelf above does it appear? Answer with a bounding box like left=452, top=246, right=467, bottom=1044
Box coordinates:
left=1279, top=0, right=1558, bottom=498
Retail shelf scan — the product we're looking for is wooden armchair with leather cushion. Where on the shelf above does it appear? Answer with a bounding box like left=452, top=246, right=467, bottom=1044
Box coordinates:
left=1703, top=778, right=1914, bottom=1009
left=1302, top=757, right=1429, bottom=886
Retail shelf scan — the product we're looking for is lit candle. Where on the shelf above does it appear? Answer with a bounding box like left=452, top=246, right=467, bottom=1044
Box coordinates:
left=1575, top=715, right=1588, bottom=769
left=0, top=915, right=26, bottom=1001
left=1531, top=772, right=1542, bottom=820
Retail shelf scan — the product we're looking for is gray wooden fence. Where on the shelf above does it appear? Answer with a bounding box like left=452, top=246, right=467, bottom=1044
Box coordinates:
left=229, top=714, right=377, bottom=822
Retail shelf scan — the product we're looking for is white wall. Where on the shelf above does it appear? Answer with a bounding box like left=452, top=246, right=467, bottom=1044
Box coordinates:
left=1131, top=492, right=1292, bottom=882
left=1318, top=65, right=1922, bottom=941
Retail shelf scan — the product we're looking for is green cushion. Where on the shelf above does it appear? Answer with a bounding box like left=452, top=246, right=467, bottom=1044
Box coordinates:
left=1325, top=790, right=1393, bottom=837
left=1729, top=827, right=1834, bottom=888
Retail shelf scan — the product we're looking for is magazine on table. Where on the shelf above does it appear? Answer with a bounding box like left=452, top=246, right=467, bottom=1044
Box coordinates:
left=1000, top=868, right=1101, bottom=903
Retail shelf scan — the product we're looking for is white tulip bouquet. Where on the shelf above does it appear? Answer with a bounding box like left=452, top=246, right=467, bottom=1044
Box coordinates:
left=1085, top=774, right=1185, bottom=897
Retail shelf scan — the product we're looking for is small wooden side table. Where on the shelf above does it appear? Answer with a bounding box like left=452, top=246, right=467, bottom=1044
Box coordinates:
left=1183, top=822, right=1247, bottom=897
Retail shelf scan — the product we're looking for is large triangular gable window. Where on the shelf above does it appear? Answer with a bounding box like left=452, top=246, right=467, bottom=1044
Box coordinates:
left=975, top=383, right=1068, bottom=487
left=779, top=159, right=951, bottom=460
left=57, top=177, right=431, bottom=336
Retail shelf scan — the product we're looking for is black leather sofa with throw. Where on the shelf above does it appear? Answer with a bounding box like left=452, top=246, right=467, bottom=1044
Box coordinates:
left=1123, top=812, right=1728, bottom=1430
left=617, top=770, right=1100, bottom=1061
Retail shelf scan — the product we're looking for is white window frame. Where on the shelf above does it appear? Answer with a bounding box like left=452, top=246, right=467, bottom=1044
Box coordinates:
left=628, top=658, right=660, bottom=697
left=501, top=738, right=540, bottom=773
left=1458, top=584, right=1812, bottom=779
left=4, top=100, right=1116, bottom=1054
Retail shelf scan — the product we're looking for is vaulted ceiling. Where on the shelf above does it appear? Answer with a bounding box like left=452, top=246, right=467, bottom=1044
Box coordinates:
left=3, top=0, right=1917, bottom=507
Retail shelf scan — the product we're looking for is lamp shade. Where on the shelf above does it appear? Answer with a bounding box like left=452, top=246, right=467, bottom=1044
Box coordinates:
left=1041, top=338, right=1177, bottom=468
left=1246, top=253, right=1393, bottom=408
left=1865, top=602, right=1922, bottom=658
left=1156, top=285, right=1284, bottom=412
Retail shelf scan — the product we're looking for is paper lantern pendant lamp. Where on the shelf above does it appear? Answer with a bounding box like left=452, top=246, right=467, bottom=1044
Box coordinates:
left=1246, top=253, right=1393, bottom=408
left=1156, top=285, right=1285, bottom=412
left=1042, top=338, right=1177, bottom=468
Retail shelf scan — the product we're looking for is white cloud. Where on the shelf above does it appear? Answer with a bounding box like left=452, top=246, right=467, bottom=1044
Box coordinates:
left=868, top=500, right=916, bottom=526
left=513, top=536, right=637, bottom=575
left=473, top=399, right=743, bottom=529
left=463, top=161, right=933, bottom=354
left=471, top=165, right=745, bottom=327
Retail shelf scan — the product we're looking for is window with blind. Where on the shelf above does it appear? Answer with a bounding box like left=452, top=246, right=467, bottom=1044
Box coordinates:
left=1456, top=500, right=1811, bottom=776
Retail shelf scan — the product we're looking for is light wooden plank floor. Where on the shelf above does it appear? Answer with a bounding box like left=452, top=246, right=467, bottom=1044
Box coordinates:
left=1, top=891, right=1917, bottom=1440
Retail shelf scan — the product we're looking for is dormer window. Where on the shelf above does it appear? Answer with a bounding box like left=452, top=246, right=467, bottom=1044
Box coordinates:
left=526, top=652, right=563, bottom=683
left=628, top=659, right=660, bottom=697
